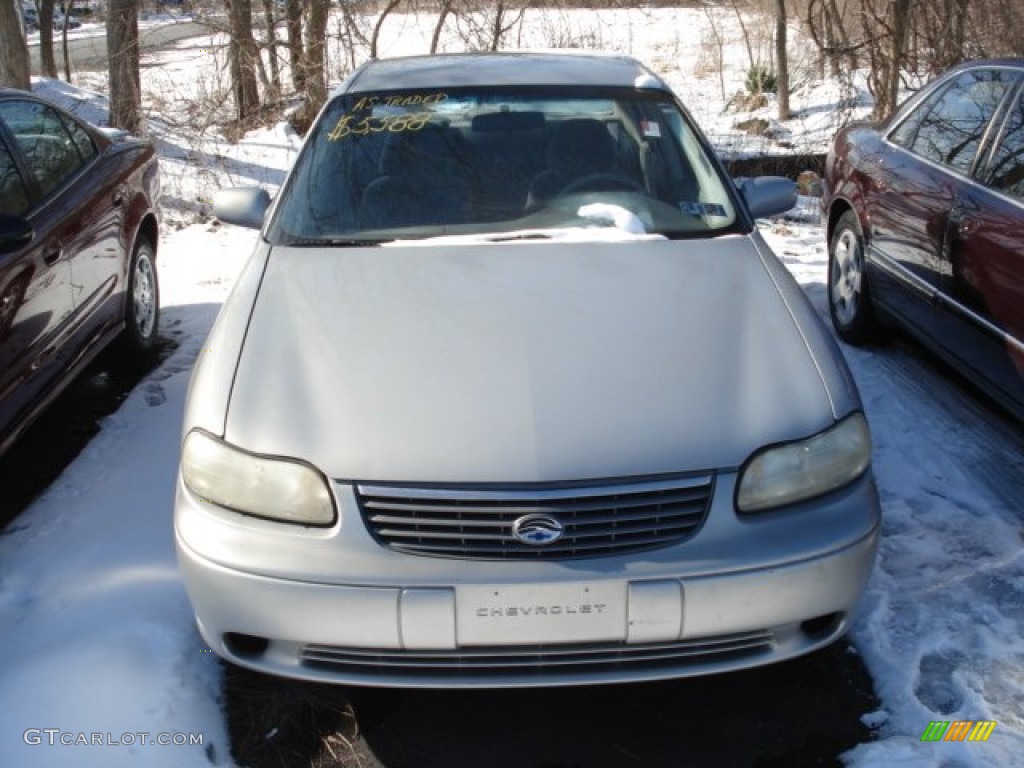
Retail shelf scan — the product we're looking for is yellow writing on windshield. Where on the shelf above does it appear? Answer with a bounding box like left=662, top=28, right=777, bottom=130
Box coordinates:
left=327, top=111, right=431, bottom=141
left=352, top=92, right=447, bottom=111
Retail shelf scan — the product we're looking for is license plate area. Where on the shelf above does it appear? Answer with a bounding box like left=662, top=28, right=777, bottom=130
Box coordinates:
left=456, top=582, right=627, bottom=646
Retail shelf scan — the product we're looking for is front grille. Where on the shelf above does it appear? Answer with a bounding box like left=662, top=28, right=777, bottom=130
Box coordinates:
left=300, top=631, right=774, bottom=680
left=355, top=473, right=714, bottom=559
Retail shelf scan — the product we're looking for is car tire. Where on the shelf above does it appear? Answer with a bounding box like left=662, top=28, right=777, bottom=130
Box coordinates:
left=122, top=237, right=159, bottom=355
left=828, top=210, right=876, bottom=344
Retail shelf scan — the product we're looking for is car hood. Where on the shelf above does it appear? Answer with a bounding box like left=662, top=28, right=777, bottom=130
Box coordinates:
left=224, top=237, right=835, bottom=482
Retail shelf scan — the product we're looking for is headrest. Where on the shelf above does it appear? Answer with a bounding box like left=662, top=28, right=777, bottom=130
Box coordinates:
left=546, top=118, right=614, bottom=176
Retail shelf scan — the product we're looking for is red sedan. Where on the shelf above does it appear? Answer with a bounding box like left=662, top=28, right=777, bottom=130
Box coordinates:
left=822, top=58, right=1024, bottom=421
left=0, top=90, right=160, bottom=455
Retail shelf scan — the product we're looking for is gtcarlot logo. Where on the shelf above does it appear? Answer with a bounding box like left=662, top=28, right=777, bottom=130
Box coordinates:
left=23, top=729, right=204, bottom=747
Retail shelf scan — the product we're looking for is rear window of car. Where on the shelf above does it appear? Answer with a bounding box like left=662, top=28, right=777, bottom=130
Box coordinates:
left=268, top=85, right=740, bottom=245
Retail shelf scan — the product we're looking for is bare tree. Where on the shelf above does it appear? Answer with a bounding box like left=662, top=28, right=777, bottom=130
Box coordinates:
left=701, top=4, right=728, bottom=102
left=39, top=0, right=58, bottom=78
left=260, top=0, right=281, bottom=99
left=431, top=0, right=455, bottom=54
left=775, top=0, right=790, bottom=119
left=0, top=0, right=30, bottom=89
left=285, top=0, right=304, bottom=92
left=915, top=0, right=970, bottom=72
left=371, top=0, right=403, bottom=59
left=226, top=0, right=261, bottom=124
left=107, top=0, right=142, bottom=132
left=299, top=0, right=329, bottom=121
left=61, top=0, right=79, bottom=82
left=336, top=3, right=369, bottom=74
left=489, top=2, right=525, bottom=51
left=804, top=0, right=855, bottom=77
left=854, top=0, right=914, bottom=120
left=732, top=0, right=757, bottom=72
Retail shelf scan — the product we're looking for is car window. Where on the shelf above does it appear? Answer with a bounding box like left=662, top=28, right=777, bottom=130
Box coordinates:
left=268, top=85, right=739, bottom=244
left=986, top=89, right=1024, bottom=201
left=0, top=139, right=31, bottom=217
left=61, top=113, right=98, bottom=164
left=0, top=100, right=94, bottom=201
left=900, top=69, right=1016, bottom=174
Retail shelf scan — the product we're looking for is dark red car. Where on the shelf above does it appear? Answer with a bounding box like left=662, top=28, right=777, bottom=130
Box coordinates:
left=822, top=59, right=1024, bottom=421
left=0, top=90, right=160, bottom=455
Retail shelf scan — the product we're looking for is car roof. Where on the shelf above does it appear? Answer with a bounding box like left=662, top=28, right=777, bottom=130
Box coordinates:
left=940, top=57, right=1024, bottom=78
left=341, top=51, right=667, bottom=94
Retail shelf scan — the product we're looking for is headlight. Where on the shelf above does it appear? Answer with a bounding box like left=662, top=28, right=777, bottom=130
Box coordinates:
left=736, top=413, right=872, bottom=513
left=181, top=430, right=335, bottom=525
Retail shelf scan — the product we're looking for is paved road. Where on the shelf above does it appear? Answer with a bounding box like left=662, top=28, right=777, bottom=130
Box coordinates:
left=27, top=18, right=213, bottom=74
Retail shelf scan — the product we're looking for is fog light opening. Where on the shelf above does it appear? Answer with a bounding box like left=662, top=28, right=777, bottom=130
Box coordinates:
left=224, top=632, right=270, bottom=658
left=800, top=612, right=842, bottom=640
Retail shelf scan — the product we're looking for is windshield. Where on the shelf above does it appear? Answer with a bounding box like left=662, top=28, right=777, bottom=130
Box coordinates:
left=268, top=85, right=741, bottom=245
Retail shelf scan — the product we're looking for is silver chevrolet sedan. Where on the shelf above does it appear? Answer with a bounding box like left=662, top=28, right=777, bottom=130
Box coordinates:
left=175, top=52, right=880, bottom=688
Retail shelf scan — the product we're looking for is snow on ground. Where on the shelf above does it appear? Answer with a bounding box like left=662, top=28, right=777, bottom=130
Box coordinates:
left=2, top=6, right=1022, bottom=767
left=762, top=216, right=1024, bottom=768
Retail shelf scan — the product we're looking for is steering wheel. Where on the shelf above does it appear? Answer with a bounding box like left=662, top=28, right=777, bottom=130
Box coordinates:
left=558, top=172, right=643, bottom=196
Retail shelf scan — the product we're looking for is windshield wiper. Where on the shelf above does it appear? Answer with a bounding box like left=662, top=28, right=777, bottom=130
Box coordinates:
left=487, top=232, right=555, bottom=242
left=283, top=236, right=386, bottom=247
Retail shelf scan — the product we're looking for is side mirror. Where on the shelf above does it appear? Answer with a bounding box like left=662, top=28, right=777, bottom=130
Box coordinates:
left=735, top=176, right=797, bottom=219
left=213, top=187, right=271, bottom=230
left=0, top=215, right=34, bottom=254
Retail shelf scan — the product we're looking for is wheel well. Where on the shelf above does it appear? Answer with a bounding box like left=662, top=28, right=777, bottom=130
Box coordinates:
left=825, top=199, right=853, bottom=247
left=136, top=214, right=158, bottom=254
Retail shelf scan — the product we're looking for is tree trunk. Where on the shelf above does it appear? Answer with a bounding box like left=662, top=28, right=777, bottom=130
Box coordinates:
left=701, top=5, right=727, bottom=101
left=285, top=0, right=304, bottom=93
left=39, top=0, right=58, bottom=78
left=732, top=1, right=756, bottom=72
left=0, top=0, right=30, bottom=89
left=802, top=0, right=826, bottom=79
left=884, top=0, right=911, bottom=119
left=226, top=0, right=261, bottom=124
left=301, top=0, right=328, bottom=120
left=261, top=0, right=281, bottom=99
left=431, top=0, right=453, bottom=54
left=107, top=0, right=142, bottom=132
left=775, top=0, right=790, bottom=120
left=824, top=0, right=852, bottom=72
left=371, top=0, right=403, bottom=60
left=489, top=3, right=524, bottom=52
left=62, top=0, right=78, bottom=82
left=490, top=3, right=506, bottom=51
left=952, top=0, right=968, bottom=64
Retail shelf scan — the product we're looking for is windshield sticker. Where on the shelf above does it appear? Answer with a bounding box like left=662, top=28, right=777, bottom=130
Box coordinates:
left=679, top=201, right=728, bottom=218
left=352, top=92, right=448, bottom=112
left=640, top=120, right=661, bottom=138
left=327, top=111, right=431, bottom=141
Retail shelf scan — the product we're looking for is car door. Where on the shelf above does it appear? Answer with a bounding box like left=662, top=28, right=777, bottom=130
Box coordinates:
left=0, top=124, right=74, bottom=439
left=867, top=68, right=1017, bottom=336
left=936, top=81, right=1024, bottom=412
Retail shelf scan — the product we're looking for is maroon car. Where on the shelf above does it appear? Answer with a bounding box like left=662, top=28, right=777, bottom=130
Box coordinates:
left=0, top=90, right=160, bottom=456
left=822, top=58, right=1024, bottom=421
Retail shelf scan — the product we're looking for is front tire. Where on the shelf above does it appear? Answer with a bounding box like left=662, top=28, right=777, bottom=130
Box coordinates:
left=828, top=210, right=876, bottom=344
left=123, top=237, right=159, bottom=355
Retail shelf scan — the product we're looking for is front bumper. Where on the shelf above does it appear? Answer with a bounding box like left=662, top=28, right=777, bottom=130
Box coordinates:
left=175, top=472, right=880, bottom=688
